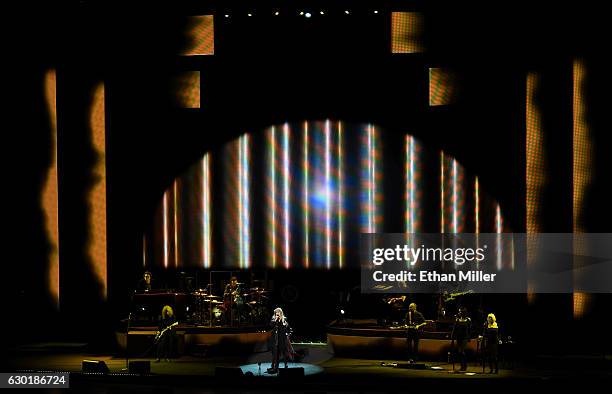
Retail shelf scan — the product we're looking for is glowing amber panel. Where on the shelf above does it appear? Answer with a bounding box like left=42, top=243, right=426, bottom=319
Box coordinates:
left=174, top=71, right=200, bottom=108
left=43, top=69, right=59, bottom=308
left=526, top=72, right=545, bottom=234
left=391, top=12, right=423, bottom=54
left=183, top=15, right=214, bottom=56
left=429, top=68, right=457, bottom=106
left=573, top=59, right=592, bottom=319
left=89, top=83, right=107, bottom=299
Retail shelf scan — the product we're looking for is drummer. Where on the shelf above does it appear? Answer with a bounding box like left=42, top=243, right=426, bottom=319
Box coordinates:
left=224, top=276, right=244, bottom=324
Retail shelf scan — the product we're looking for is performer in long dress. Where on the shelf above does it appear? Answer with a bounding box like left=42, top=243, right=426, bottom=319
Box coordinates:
left=480, top=313, right=500, bottom=374
left=267, top=307, right=293, bottom=374
left=451, top=306, right=472, bottom=371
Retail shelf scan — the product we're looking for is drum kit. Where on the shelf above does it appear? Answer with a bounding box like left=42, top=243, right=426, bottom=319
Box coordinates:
left=191, top=283, right=271, bottom=327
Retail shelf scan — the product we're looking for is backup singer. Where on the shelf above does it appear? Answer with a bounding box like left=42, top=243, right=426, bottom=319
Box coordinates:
left=451, top=306, right=472, bottom=371
left=155, top=305, right=177, bottom=362
left=480, top=313, right=499, bottom=374
left=267, top=307, right=293, bottom=374
left=406, top=303, right=426, bottom=363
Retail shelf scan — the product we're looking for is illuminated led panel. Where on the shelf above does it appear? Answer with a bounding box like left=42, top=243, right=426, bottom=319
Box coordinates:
left=405, top=135, right=422, bottom=233
left=391, top=12, right=424, bottom=54
left=526, top=72, right=545, bottom=234
left=267, top=127, right=278, bottom=268
left=429, top=68, right=457, bottom=106
left=174, top=71, right=200, bottom=108
left=201, top=154, right=212, bottom=268
left=183, top=15, right=214, bottom=55
left=303, top=122, right=310, bottom=268
left=224, top=134, right=251, bottom=269
left=361, top=125, right=382, bottom=233
left=150, top=122, right=508, bottom=271
left=573, top=59, right=592, bottom=319
left=43, top=69, right=59, bottom=308
left=173, top=180, right=180, bottom=267
left=88, top=83, right=107, bottom=299
left=440, top=153, right=465, bottom=233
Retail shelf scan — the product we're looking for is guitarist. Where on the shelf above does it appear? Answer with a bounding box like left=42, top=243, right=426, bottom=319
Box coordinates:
left=155, top=305, right=177, bottom=362
left=406, top=303, right=426, bottom=363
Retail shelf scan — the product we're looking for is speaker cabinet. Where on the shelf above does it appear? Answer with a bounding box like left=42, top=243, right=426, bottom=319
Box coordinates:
left=82, top=360, right=109, bottom=373
left=215, top=367, right=244, bottom=377
left=278, top=367, right=305, bottom=378
left=129, top=360, right=151, bottom=374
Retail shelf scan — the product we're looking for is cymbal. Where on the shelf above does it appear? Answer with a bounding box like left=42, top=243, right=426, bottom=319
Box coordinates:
left=204, top=295, right=221, bottom=299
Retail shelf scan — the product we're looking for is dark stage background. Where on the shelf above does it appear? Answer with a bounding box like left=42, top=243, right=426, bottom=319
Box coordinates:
left=8, top=0, right=612, bottom=363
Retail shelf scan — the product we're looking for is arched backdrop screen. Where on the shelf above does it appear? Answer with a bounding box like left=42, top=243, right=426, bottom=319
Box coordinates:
left=144, top=121, right=506, bottom=270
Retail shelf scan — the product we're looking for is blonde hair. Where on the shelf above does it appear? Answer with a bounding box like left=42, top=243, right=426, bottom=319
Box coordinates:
left=487, top=313, right=498, bottom=328
left=273, top=307, right=287, bottom=323
left=162, top=305, right=174, bottom=318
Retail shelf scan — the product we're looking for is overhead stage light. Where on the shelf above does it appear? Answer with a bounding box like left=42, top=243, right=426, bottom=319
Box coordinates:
left=305, top=12, right=311, bottom=18
left=345, top=10, right=350, bottom=15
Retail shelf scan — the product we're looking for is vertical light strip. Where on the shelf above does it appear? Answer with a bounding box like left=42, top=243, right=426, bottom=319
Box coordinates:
left=243, top=135, right=251, bottom=268
left=440, top=151, right=445, bottom=233
left=573, top=59, right=591, bottom=319
left=143, top=234, right=146, bottom=267
left=238, top=135, right=250, bottom=269
left=325, top=120, right=332, bottom=269
left=337, top=121, right=344, bottom=269
left=202, top=154, right=211, bottom=268
left=452, top=159, right=458, bottom=233
left=43, top=69, right=59, bottom=308
left=475, top=177, right=480, bottom=269
left=405, top=136, right=413, bottom=233
left=526, top=72, right=544, bottom=303
left=303, top=122, right=310, bottom=268
left=173, top=180, right=179, bottom=267
left=496, top=204, right=503, bottom=270
left=269, top=127, right=277, bottom=268
left=163, top=191, right=169, bottom=268
left=526, top=72, right=544, bottom=234
left=474, top=177, right=480, bottom=234
left=368, top=125, right=373, bottom=232
left=572, top=59, right=591, bottom=233
left=88, top=83, right=107, bottom=299
left=238, top=141, right=243, bottom=269
left=283, top=124, right=290, bottom=269
left=409, top=137, right=415, bottom=233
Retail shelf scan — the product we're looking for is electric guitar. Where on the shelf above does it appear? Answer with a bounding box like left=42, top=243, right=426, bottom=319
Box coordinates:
left=154, top=321, right=178, bottom=343
left=405, top=321, right=428, bottom=330
left=390, top=321, right=428, bottom=330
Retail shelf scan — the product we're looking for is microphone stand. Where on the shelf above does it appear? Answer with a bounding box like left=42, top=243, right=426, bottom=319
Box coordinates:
left=122, top=312, right=133, bottom=372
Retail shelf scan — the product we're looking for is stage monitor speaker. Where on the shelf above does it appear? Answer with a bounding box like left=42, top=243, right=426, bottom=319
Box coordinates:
left=396, top=363, right=426, bottom=369
left=82, top=360, right=109, bottom=373
left=278, top=367, right=305, bottom=378
left=215, top=367, right=244, bottom=378
left=129, top=360, right=151, bottom=374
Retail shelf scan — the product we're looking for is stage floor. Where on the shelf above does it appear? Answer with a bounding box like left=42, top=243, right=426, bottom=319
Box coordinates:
left=5, top=343, right=612, bottom=392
